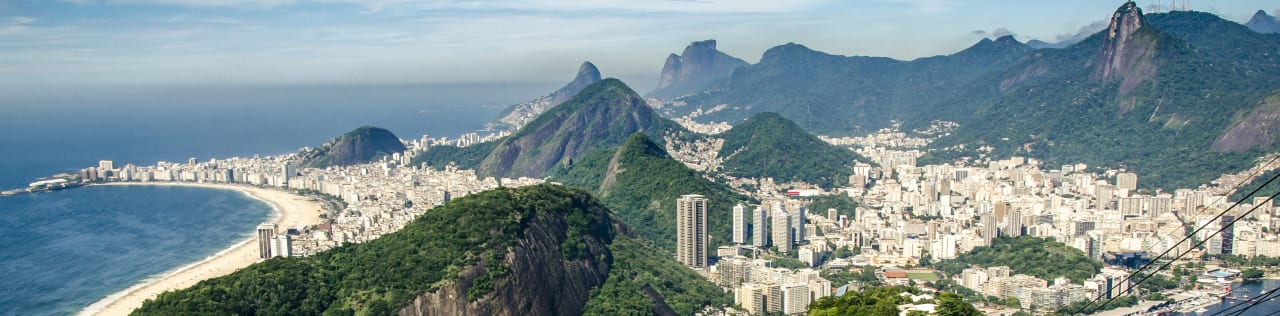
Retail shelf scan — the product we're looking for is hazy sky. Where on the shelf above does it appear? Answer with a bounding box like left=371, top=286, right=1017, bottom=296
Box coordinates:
left=1, top=0, right=1276, bottom=92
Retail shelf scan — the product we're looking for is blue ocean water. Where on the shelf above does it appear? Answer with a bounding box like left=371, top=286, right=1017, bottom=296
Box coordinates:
left=0, top=186, right=272, bottom=315
left=0, top=83, right=553, bottom=314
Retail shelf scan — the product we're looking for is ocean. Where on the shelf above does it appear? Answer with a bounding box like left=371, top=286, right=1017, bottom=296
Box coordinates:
left=1174, top=279, right=1280, bottom=316
left=0, top=83, right=554, bottom=314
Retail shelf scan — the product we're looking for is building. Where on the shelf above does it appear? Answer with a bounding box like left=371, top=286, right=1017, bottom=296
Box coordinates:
left=1116, top=172, right=1138, bottom=191
left=782, top=283, right=812, bottom=314
left=257, top=223, right=277, bottom=259
left=736, top=283, right=767, bottom=314
left=1221, top=215, right=1235, bottom=255
left=981, top=213, right=999, bottom=246
left=772, top=208, right=792, bottom=252
left=753, top=206, right=769, bottom=247
left=271, top=234, right=292, bottom=258
left=676, top=194, right=709, bottom=268
left=733, top=203, right=748, bottom=244
left=791, top=203, right=807, bottom=243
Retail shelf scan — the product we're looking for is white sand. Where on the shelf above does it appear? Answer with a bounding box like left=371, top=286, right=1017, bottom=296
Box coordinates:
left=77, top=182, right=324, bottom=316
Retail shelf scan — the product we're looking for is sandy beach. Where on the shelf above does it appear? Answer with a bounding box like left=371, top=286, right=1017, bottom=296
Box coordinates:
left=77, top=182, right=324, bottom=316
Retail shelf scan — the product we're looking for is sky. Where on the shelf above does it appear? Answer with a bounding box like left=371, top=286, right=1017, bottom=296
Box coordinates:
left=1, top=0, right=1276, bottom=94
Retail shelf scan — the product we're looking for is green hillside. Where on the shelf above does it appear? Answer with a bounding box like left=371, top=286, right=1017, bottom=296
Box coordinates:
left=548, top=133, right=751, bottom=253
left=718, top=112, right=871, bottom=188
left=133, top=185, right=727, bottom=315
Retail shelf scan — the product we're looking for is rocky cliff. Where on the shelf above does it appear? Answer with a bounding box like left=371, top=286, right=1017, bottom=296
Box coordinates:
left=487, top=62, right=603, bottom=132
left=1090, top=0, right=1168, bottom=107
left=1246, top=10, right=1280, bottom=34
left=648, top=40, right=748, bottom=99
left=300, top=126, right=406, bottom=168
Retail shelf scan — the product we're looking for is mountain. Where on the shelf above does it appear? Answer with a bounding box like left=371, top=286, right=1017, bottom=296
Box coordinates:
left=717, top=112, right=871, bottom=188
left=922, top=4, right=1280, bottom=190
left=548, top=133, right=750, bottom=252
left=133, top=185, right=729, bottom=316
left=648, top=40, right=750, bottom=99
left=477, top=78, right=677, bottom=179
left=675, top=35, right=1032, bottom=135
left=300, top=126, right=406, bottom=168
left=1246, top=10, right=1280, bottom=33
left=487, top=61, right=603, bottom=132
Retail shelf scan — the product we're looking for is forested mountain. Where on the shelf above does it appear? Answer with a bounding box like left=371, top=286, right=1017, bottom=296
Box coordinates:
left=717, top=112, right=872, bottom=188
left=133, top=185, right=729, bottom=316
left=548, top=133, right=750, bottom=253
left=300, top=126, right=406, bottom=168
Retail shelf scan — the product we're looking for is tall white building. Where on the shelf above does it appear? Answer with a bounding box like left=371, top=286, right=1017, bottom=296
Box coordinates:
left=753, top=206, right=769, bottom=248
left=791, top=203, right=807, bottom=243
left=257, top=223, right=277, bottom=259
left=1116, top=172, right=1138, bottom=191
left=676, top=194, right=709, bottom=268
left=733, top=203, right=748, bottom=244
left=773, top=209, right=792, bottom=252
left=782, top=283, right=812, bottom=315
left=271, top=234, right=292, bottom=258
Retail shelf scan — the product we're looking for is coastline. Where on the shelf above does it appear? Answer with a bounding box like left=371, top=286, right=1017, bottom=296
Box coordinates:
left=76, top=182, right=324, bottom=316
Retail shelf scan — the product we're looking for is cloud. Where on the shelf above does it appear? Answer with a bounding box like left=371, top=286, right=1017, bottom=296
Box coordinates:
left=885, top=0, right=960, bottom=14
left=1, top=17, right=35, bottom=35
left=968, top=27, right=1015, bottom=40
left=1053, top=20, right=1107, bottom=43
left=61, top=0, right=827, bottom=14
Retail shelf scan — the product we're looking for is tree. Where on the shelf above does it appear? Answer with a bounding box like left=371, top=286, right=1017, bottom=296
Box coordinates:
left=1242, top=268, right=1265, bottom=281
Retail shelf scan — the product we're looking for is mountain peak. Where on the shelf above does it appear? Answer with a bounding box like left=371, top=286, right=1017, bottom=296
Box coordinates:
left=648, top=39, right=749, bottom=99
left=487, top=61, right=604, bottom=132
left=1247, top=9, right=1280, bottom=33
left=1091, top=0, right=1159, bottom=86
left=572, top=61, right=602, bottom=89
left=301, top=126, right=406, bottom=168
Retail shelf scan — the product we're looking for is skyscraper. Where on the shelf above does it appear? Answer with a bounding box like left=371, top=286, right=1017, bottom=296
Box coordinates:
left=271, top=234, right=293, bottom=258
left=791, top=203, right=806, bottom=243
left=981, top=213, right=999, bottom=246
left=1221, top=215, right=1235, bottom=255
left=676, top=194, right=709, bottom=268
left=773, top=208, right=792, bottom=252
left=1116, top=172, right=1138, bottom=191
left=753, top=206, right=769, bottom=248
left=733, top=203, right=748, bottom=244
left=257, top=223, right=277, bottom=259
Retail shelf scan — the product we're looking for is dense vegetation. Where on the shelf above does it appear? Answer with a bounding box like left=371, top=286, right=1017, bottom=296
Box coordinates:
left=584, top=237, right=730, bottom=315
left=716, top=112, right=870, bottom=188
left=922, top=11, right=1280, bottom=190
left=477, top=78, right=681, bottom=178
left=410, top=141, right=496, bottom=170
left=808, top=286, right=979, bottom=316
left=1229, top=168, right=1280, bottom=204
left=802, top=194, right=860, bottom=219
left=1056, top=295, right=1137, bottom=315
left=549, top=133, right=751, bottom=252
left=301, top=126, right=407, bottom=168
left=935, top=236, right=1102, bottom=283
left=134, top=185, right=728, bottom=315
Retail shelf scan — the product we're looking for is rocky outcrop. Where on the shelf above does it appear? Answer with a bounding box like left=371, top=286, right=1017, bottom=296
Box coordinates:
left=399, top=191, right=614, bottom=316
left=1246, top=10, right=1280, bottom=34
left=1214, top=95, right=1280, bottom=152
left=300, top=126, right=406, bottom=168
left=478, top=79, right=669, bottom=178
left=1091, top=1, right=1167, bottom=113
left=648, top=40, right=749, bottom=99
left=487, top=62, right=603, bottom=132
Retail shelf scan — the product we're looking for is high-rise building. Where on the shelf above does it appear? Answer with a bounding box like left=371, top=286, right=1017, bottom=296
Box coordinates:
left=827, top=208, right=838, bottom=222
left=981, top=213, right=999, bottom=246
left=676, top=194, right=709, bottom=268
left=753, top=206, right=769, bottom=248
left=773, top=209, right=792, bottom=252
left=782, top=284, right=812, bottom=314
left=1221, top=215, right=1235, bottom=255
left=271, top=234, right=292, bottom=258
left=1003, top=210, right=1024, bottom=237
left=257, top=223, right=277, bottom=259
left=98, top=160, right=114, bottom=171
left=1116, top=172, right=1138, bottom=191
left=281, top=162, right=297, bottom=184
left=733, top=203, right=748, bottom=244
left=791, top=204, right=807, bottom=243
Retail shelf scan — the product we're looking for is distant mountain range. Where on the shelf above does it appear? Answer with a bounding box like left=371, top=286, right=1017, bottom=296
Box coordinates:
left=658, top=3, right=1280, bottom=190
left=647, top=40, right=749, bottom=99
left=300, top=126, right=405, bottom=168
left=486, top=61, right=602, bottom=133
left=1247, top=10, right=1280, bottom=33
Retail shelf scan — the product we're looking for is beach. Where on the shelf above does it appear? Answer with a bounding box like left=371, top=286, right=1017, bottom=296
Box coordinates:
left=77, top=182, right=324, bottom=316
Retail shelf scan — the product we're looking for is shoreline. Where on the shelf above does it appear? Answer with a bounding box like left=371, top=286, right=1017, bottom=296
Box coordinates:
left=76, top=182, right=324, bottom=316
